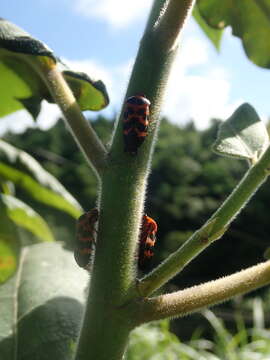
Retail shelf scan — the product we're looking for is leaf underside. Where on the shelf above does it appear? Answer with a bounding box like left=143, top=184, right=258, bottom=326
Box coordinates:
left=197, top=0, right=270, bottom=68
left=0, top=139, right=82, bottom=217
left=212, top=103, right=269, bottom=162
left=0, top=243, right=88, bottom=360
left=0, top=18, right=109, bottom=120
left=192, top=5, right=223, bottom=51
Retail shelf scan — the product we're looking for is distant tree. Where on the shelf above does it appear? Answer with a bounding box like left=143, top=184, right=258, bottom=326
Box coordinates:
left=5, top=116, right=113, bottom=210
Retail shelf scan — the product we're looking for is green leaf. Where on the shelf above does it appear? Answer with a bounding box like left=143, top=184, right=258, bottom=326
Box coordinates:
left=0, top=200, right=20, bottom=284
left=192, top=5, right=223, bottom=50
left=1, top=180, right=15, bottom=196
left=0, top=18, right=109, bottom=119
left=0, top=233, right=19, bottom=285
left=0, top=56, right=44, bottom=119
left=63, top=70, right=109, bottom=111
left=0, top=193, right=54, bottom=243
left=0, top=191, right=54, bottom=284
left=126, top=321, right=194, bottom=360
left=263, top=247, right=270, bottom=260
left=0, top=276, right=17, bottom=358
left=0, top=242, right=88, bottom=360
left=0, top=17, right=55, bottom=58
left=197, top=0, right=270, bottom=68
left=0, top=140, right=82, bottom=218
left=0, top=18, right=56, bottom=119
left=212, top=103, right=269, bottom=163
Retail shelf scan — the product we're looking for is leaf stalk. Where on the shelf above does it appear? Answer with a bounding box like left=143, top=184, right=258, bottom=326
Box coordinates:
left=138, top=145, right=270, bottom=297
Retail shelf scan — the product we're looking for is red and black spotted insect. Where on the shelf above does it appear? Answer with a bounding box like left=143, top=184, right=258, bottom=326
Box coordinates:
left=74, top=208, right=99, bottom=269
left=123, top=94, right=151, bottom=155
left=138, top=214, right=158, bottom=269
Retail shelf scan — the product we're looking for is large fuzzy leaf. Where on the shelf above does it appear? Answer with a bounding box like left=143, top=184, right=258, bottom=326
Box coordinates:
left=212, top=103, right=269, bottom=163
left=0, top=243, right=88, bottom=360
left=197, top=0, right=270, bottom=68
left=0, top=210, right=19, bottom=284
left=0, top=193, right=54, bottom=243
left=63, top=70, right=109, bottom=111
left=0, top=18, right=109, bottom=119
left=126, top=321, right=189, bottom=359
left=0, top=140, right=82, bottom=218
left=192, top=5, right=223, bottom=51
left=0, top=193, right=54, bottom=284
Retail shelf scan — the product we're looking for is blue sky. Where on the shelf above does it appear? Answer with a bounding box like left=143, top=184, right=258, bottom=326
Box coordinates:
left=1, top=0, right=270, bottom=133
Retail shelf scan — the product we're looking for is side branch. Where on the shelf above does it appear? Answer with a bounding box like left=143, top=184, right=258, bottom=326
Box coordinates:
left=39, top=65, right=107, bottom=175
left=138, top=145, right=270, bottom=297
left=136, top=260, right=270, bottom=324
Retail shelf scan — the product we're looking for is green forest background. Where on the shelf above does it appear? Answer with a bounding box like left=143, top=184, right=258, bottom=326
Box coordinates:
left=4, top=115, right=270, bottom=338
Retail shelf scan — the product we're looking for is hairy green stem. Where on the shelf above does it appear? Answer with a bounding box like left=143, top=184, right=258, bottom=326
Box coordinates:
left=74, top=0, right=196, bottom=359
left=74, top=171, right=146, bottom=360
left=35, top=63, right=107, bottom=175
left=135, top=260, right=270, bottom=323
left=75, top=306, right=133, bottom=360
left=138, top=145, right=270, bottom=297
left=110, top=0, right=195, bottom=159
left=153, top=0, right=195, bottom=52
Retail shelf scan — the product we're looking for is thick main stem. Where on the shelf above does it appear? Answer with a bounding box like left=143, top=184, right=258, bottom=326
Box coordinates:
left=74, top=169, right=147, bottom=359
left=153, top=0, right=195, bottom=52
left=75, top=305, right=132, bottom=360
left=74, top=0, right=196, bottom=358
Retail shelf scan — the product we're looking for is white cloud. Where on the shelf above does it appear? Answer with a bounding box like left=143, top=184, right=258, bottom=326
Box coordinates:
left=37, top=102, right=62, bottom=130
left=0, top=102, right=62, bottom=136
left=74, top=0, right=152, bottom=28
left=164, top=71, right=240, bottom=129
left=162, top=36, right=242, bottom=129
left=62, top=58, right=114, bottom=101
left=62, top=58, right=113, bottom=87
left=0, top=110, right=34, bottom=135
left=178, top=36, right=209, bottom=69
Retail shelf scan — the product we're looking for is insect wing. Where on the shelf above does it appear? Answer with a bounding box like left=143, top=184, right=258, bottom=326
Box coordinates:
left=74, top=209, right=98, bottom=269
left=138, top=214, right=157, bottom=269
left=123, top=95, right=151, bottom=155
